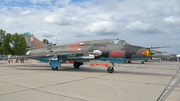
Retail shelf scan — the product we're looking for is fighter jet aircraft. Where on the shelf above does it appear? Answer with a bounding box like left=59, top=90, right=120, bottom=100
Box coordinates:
left=150, top=50, right=174, bottom=58
left=16, top=32, right=153, bottom=73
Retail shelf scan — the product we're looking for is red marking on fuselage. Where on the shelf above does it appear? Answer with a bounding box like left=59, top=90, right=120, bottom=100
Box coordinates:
left=65, top=42, right=84, bottom=52
left=109, top=50, right=125, bottom=58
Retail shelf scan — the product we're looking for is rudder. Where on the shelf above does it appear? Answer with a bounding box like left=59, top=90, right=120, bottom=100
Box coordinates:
left=24, top=32, right=45, bottom=48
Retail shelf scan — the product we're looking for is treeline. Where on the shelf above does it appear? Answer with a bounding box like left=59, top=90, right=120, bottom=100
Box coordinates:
left=0, top=29, right=27, bottom=55
left=0, top=29, right=51, bottom=55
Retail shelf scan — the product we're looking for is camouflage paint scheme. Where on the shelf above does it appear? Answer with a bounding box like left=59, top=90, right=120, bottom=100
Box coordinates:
left=23, top=32, right=151, bottom=73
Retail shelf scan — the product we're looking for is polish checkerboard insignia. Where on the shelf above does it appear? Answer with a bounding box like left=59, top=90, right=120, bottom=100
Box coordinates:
left=31, top=37, right=34, bottom=41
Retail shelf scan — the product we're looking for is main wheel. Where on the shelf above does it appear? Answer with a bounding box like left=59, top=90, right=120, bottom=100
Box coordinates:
left=51, top=67, right=55, bottom=70
left=107, top=66, right=114, bottom=73
left=55, top=67, right=58, bottom=71
left=74, top=62, right=80, bottom=69
left=51, top=67, right=58, bottom=70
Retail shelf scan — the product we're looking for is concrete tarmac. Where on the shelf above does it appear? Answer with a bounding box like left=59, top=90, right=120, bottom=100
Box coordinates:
left=0, top=60, right=179, bottom=101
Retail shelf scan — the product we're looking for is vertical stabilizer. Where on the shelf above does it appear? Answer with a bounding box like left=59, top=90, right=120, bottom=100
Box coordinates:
left=24, top=32, right=46, bottom=48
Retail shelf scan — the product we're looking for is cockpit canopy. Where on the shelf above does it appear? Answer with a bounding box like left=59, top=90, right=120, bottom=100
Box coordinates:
left=109, top=39, right=129, bottom=45
left=72, top=39, right=129, bottom=46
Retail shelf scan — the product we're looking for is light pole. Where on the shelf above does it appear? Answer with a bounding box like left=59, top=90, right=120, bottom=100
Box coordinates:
left=56, top=33, right=64, bottom=45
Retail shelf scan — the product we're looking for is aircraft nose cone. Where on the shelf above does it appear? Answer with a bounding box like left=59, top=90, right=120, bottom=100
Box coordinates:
left=141, top=49, right=151, bottom=57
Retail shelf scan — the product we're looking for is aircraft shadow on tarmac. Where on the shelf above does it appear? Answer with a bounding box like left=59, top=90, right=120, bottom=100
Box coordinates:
left=13, top=64, right=173, bottom=76
left=15, top=65, right=107, bottom=73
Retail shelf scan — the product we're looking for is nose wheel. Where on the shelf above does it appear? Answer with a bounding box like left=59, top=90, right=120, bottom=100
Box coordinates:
left=107, top=63, right=114, bottom=73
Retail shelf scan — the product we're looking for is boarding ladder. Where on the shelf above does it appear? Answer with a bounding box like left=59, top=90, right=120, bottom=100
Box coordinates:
left=157, top=68, right=180, bottom=101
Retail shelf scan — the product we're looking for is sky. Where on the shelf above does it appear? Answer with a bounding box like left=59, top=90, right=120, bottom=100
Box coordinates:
left=0, top=0, right=180, bottom=54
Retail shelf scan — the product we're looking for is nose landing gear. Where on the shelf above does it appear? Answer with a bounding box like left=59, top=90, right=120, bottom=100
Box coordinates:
left=107, top=63, right=114, bottom=73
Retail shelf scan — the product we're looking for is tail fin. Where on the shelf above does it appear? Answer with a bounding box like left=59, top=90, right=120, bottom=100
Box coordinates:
left=24, top=32, right=47, bottom=48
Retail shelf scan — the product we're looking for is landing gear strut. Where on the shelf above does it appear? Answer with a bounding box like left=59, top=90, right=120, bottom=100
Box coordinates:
left=107, top=63, right=114, bottom=73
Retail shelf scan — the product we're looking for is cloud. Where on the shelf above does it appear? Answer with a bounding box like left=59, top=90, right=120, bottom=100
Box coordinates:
left=174, top=7, right=180, bottom=13
left=4, top=18, right=18, bottom=25
left=20, top=10, right=32, bottom=15
left=164, top=16, right=180, bottom=24
left=55, top=0, right=71, bottom=6
left=126, top=21, right=166, bottom=34
left=44, top=16, right=84, bottom=25
left=28, top=0, right=71, bottom=5
left=29, top=0, right=52, bottom=4
left=35, top=30, right=54, bottom=38
left=84, top=21, right=120, bottom=35
left=44, top=16, right=54, bottom=23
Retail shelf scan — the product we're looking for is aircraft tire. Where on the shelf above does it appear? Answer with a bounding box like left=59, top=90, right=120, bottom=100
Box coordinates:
left=141, top=61, right=144, bottom=64
left=51, top=67, right=58, bottom=70
left=51, top=67, right=55, bottom=70
left=74, top=62, right=80, bottom=69
left=107, top=66, right=114, bottom=73
left=56, top=67, right=58, bottom=71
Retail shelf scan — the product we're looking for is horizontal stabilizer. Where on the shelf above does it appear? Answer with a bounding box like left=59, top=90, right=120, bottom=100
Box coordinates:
left=144, top=46, right=173, bottom=49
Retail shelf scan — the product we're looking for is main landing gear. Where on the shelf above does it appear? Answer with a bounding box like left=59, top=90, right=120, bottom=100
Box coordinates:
left=107, top=63, right=114, bottom=73
left=49, top=60, right=60, bottom=71
left=74, top=62, right=83, bottom=69
left=51, top=67, right=58, bottom=71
